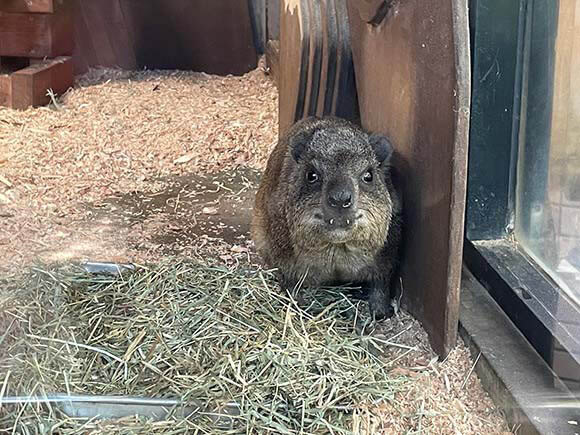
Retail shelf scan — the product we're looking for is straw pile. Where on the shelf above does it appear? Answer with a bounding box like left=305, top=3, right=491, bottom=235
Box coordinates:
left=0, top=261, right=413, bottom=433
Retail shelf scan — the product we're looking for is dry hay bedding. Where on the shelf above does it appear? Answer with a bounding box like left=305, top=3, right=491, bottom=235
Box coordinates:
left=0, top=260, right=419, bottom=433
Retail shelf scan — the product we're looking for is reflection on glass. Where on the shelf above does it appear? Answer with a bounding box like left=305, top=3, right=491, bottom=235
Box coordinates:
left=516, top=0, right=580, bottom=308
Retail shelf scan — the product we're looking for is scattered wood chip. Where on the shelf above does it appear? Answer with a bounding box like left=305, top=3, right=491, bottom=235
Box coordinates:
left=0, top=175, right=12, bottom=188
left=389, top=367, right=419, bottom=378
left=174, top=153, right=195, bottom=164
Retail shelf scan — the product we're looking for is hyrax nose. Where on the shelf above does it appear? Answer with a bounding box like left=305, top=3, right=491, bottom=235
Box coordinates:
left=328, top=188, right=352, bottom=209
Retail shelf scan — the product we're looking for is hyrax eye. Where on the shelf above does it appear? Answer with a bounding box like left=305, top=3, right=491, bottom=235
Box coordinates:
left=362, top=170, right=373, bottom=183
left=306, top=171, right=319, bottom=183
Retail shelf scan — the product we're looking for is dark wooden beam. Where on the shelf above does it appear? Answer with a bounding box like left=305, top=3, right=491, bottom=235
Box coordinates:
left=0, top=9, right=73, bottom=58
left=1, top=56, right=73, bottom=109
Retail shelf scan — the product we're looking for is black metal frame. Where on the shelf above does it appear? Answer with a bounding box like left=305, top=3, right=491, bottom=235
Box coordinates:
left=466, top=0, right=580, bottom=390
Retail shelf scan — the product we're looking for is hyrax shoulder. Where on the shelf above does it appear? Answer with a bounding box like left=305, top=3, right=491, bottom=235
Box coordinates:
left=251, top=116, right=402, bottom=320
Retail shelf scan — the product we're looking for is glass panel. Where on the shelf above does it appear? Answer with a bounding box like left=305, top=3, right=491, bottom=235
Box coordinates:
left=516, top=0, right=580, bottom=310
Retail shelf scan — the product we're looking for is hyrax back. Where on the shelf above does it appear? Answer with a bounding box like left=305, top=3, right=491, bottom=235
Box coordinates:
left=251, top=116, right=402, bottom=319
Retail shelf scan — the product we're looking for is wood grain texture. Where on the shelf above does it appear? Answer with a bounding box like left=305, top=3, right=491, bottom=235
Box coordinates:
left=0, top=0, right=61, bottom=13
left=279, top=0, right=357, bottom=135
left=72, top=0, right=257, bottom=76
left=265, top=39, right=280, bottom=86
left=279, top=0, right=304, bottom=134
left=0, top=9, right=73, bottom=57
left=347, top=0, right=471, bottom=357
left=1, top=56, right=73, bottom=109
left=0, top=74, right=11, bottom=107
left=249, top=0, right=266, bottom=53
left=267, top=0, right=280, bottom=40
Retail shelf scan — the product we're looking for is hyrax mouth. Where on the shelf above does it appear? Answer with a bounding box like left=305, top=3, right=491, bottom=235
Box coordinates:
left=313, top=212, right=364, bottom=235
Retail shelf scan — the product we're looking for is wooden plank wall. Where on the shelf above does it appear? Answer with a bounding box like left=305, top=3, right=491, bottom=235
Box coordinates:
left=346, top=0, right=471, bottom=357
left=72, top=0, right=258, bottom=76
left=0, top=7, right=73, bottom=58
left=278, top=0, right=358, bottom=135
left=249, top=0, right=266, bottom=54
left=267, top=0, right=280, bottom=40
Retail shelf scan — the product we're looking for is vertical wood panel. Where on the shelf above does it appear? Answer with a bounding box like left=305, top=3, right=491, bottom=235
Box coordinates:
left=72, top=0, right=96, bottom=74
left=0, top=74, right=11, bottom=107
left=80, top=0, right=118, bottom=67
left=347, top=0, right=470, bottom=357
left=98, top=0, right=136, bottom=69
left=249, top=0, right=266, bottom=54
left=278, top=0, right=357, bottom=135
left=267, top=0, right=280, bottom=40
left=118, top=0, right=138, bottom=60
left=72, top=0, right=257, bottom=76
left=112, top=0, right=136, bottom=69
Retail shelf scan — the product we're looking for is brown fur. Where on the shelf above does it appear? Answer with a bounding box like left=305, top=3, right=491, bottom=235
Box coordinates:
left=252, top=116, right=402, bottom=319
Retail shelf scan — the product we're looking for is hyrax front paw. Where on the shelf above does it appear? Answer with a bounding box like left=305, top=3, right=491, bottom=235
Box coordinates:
left=368, top=286, right=395, bottom=321
left=368, top=298, right=395, bottom=321
left=279, top=275, right=306, bottom=305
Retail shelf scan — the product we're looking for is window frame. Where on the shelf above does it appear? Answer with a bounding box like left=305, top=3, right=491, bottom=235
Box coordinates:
left=466, top=0, right=580, bottom=390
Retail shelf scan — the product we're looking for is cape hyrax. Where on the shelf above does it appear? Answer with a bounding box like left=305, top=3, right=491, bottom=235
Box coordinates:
left=252, top=116, right=402, bottom=320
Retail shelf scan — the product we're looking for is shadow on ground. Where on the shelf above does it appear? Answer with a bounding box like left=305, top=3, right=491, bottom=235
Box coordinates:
left=84, top=167, right=261, bottom=257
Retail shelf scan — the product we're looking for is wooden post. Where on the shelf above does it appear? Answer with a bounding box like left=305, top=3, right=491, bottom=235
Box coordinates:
left=347, top=0, right=471, bottom=357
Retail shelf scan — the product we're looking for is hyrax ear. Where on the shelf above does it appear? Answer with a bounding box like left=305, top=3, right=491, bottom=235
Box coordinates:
left=369, top=133, right=394, bottom=165
left=289, top=125, right=318, bottom=162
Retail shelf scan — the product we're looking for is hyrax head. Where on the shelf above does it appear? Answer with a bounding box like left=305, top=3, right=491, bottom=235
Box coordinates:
left=287, top=117, right=394, bottom=246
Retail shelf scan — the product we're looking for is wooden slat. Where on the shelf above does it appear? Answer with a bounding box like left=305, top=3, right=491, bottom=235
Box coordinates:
left=267, top=0, right=280, bottom=40
left=346, top=0, right=471, bottom=358
left=332, top=0, right=357, bottom=120
left=265, top=40, right=280, bottom=86
left=302, top=0, right=322, bottom=122
left=10, top=56, right=73, bottom=109
left=105, top=0, right=136, bottom=69
left=0, top=0, right=60, bottom=13
left=279, top=0, right=357, bottom=135
left=80, top=1, right=121, bottom=67
left=0, top=74, right=11, bottom=107
left=0, top=10, right=73, bottom=58
left=118, top=0, right=138, bottom=63
left=279, top=0, right=306, bottom=134
left=248, top=0, right=266, bottom=54
left=71, top=0, right=95, bottom=74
